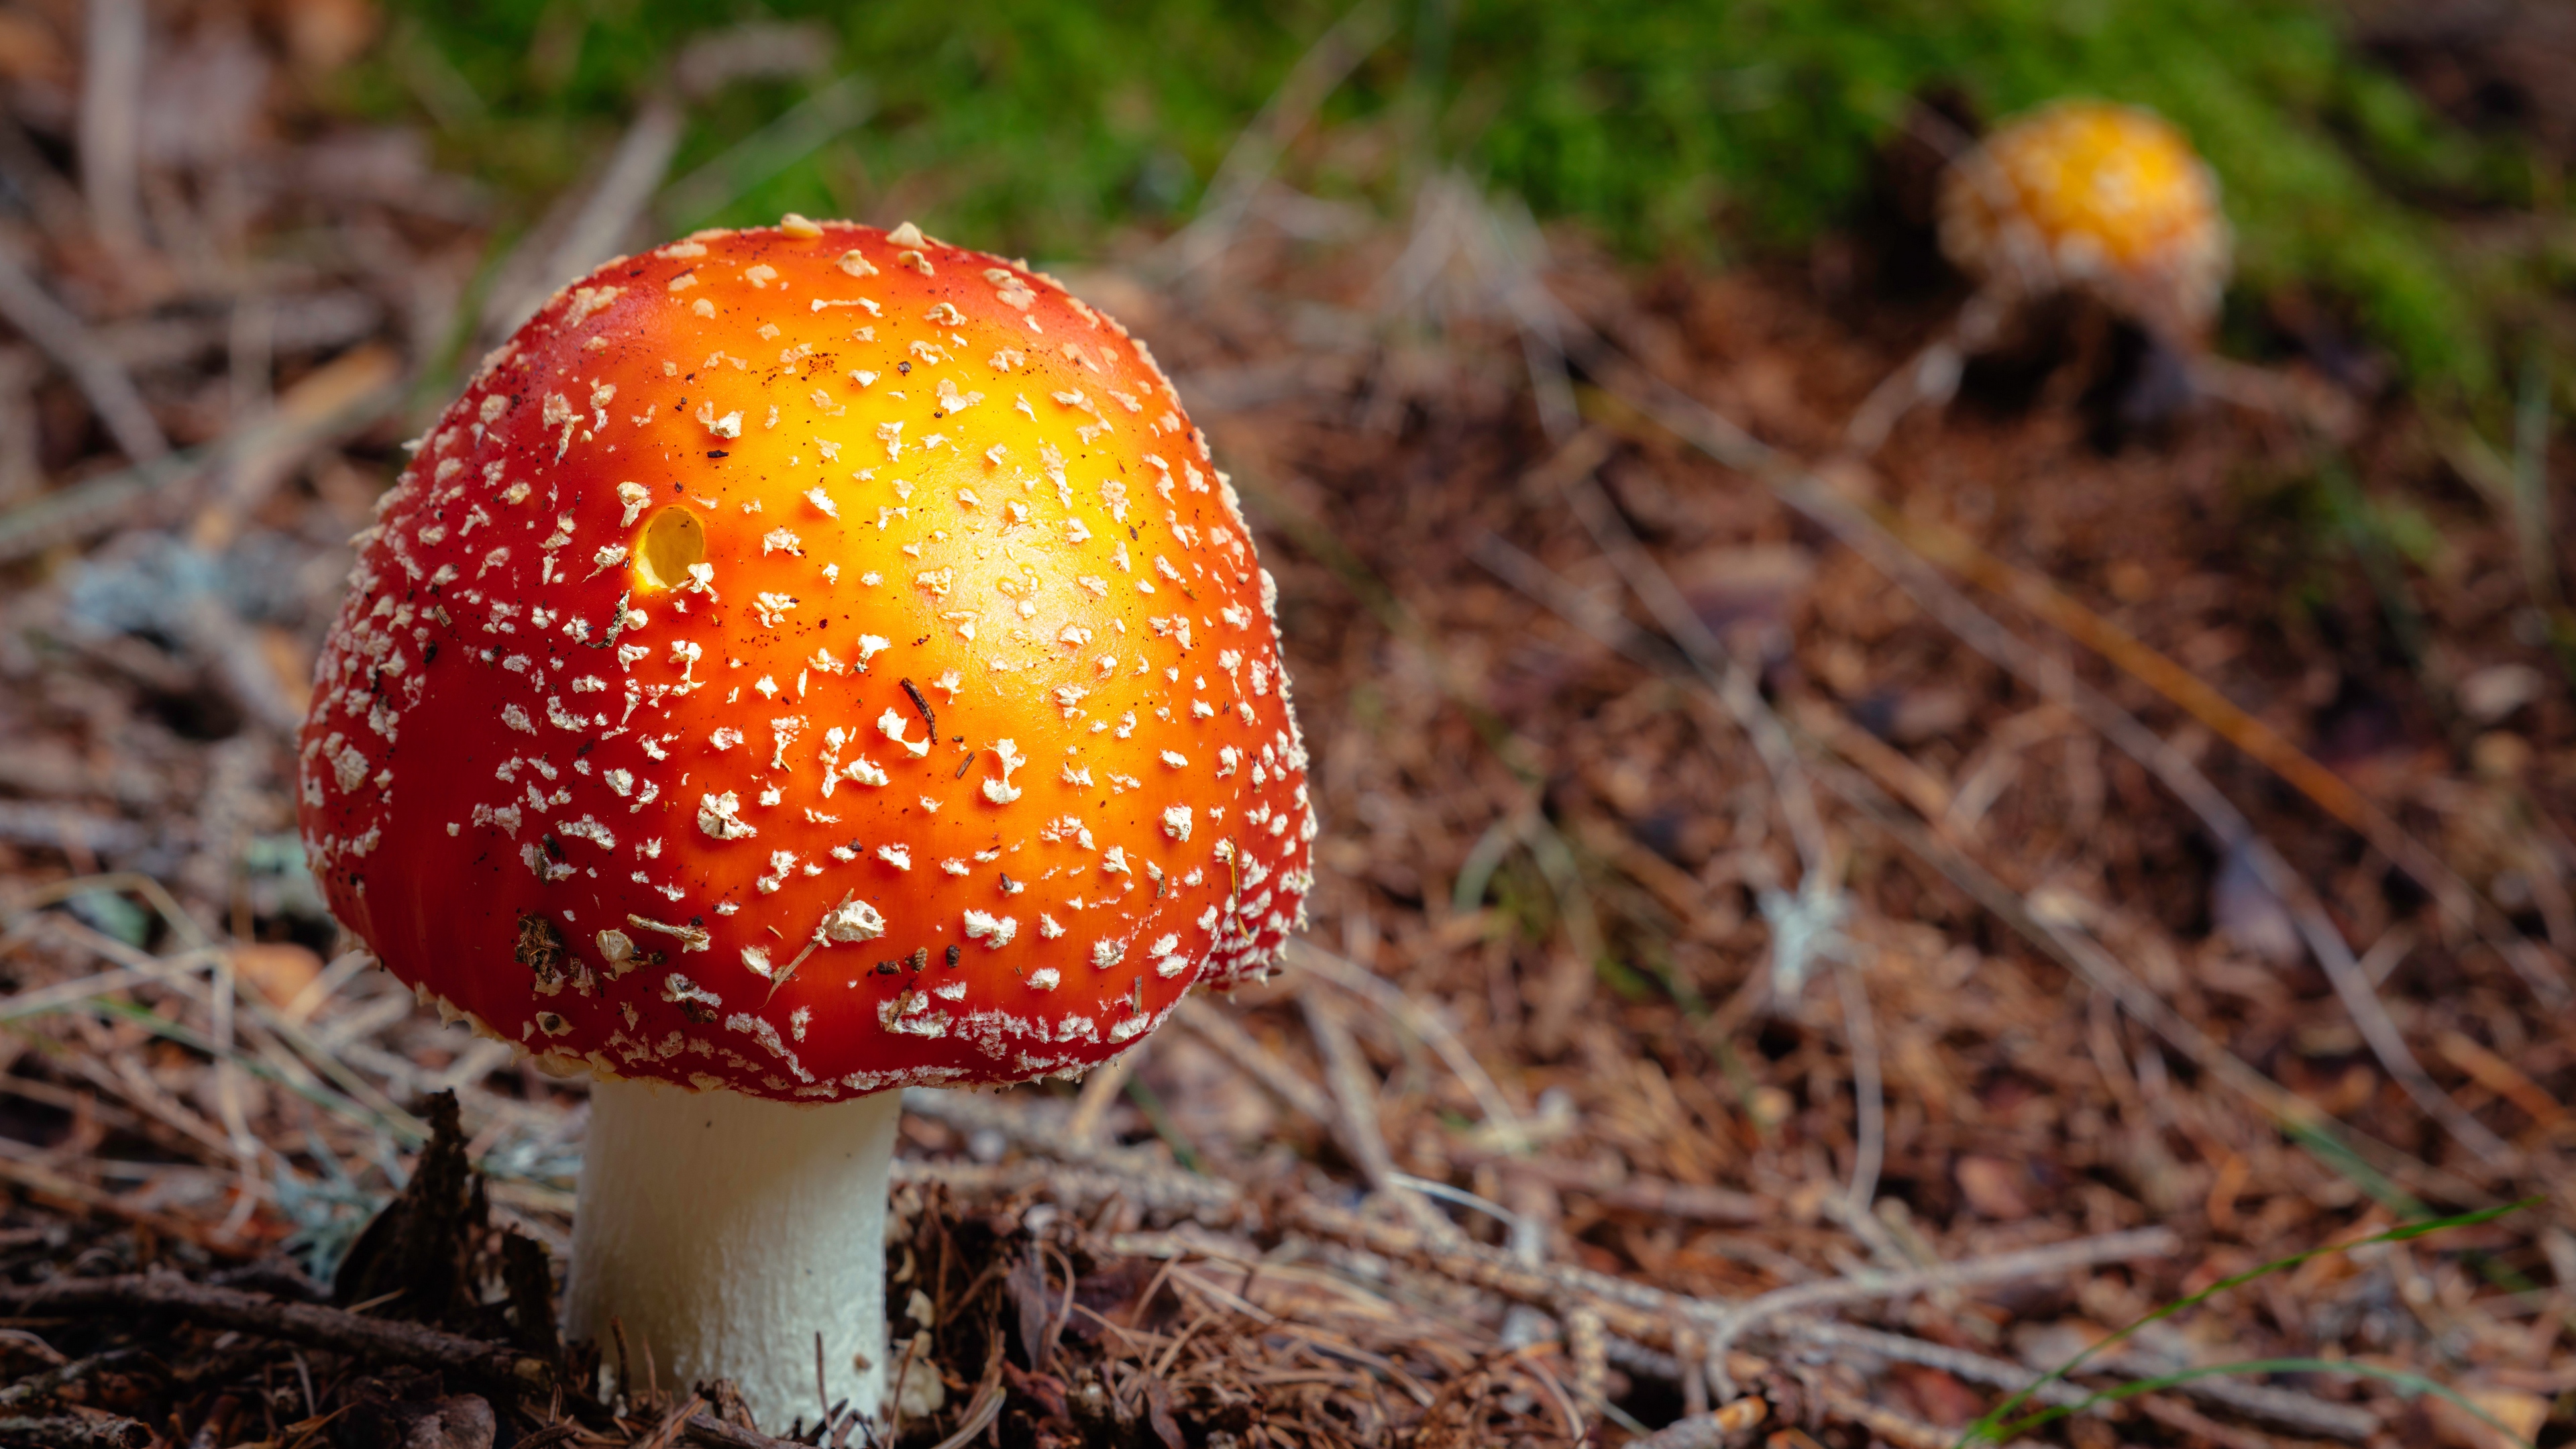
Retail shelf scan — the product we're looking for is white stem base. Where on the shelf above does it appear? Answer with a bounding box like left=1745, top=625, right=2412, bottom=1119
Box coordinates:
left=567, top=1077, right=900, bottom=1433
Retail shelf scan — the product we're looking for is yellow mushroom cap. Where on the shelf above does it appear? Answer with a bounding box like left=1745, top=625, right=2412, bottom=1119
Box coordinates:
left=1937, top=99, right=2231, bottom=339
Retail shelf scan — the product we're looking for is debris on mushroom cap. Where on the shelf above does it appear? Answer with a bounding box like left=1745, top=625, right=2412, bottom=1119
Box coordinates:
left=296, top=220, right=1317, bottom=1101
left=1936, top=99, right=2232, bottom=339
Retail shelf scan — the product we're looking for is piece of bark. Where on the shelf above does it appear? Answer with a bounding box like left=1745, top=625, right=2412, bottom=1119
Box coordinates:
left=0, top=1275, right=551, bottom=1391
left=0, top=1412, right=152, bottom=1449
left=335, top=1089, right=482, bottom=1327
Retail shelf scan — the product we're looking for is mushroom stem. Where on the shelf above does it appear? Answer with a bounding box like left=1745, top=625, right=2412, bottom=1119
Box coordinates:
left=568, top=1076, right=901, bottom=1432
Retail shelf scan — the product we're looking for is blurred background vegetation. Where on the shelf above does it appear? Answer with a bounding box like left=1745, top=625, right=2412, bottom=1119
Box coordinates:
left=346, top=0, right=2570, bottom=410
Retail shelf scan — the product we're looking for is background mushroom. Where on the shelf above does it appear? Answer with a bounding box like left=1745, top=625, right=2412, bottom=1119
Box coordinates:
left=1848, top=97, right=2234, bottom=451
left=296, top=218, right=1315, bottom=1428
left=1937, top=97, right=2233, bottom=347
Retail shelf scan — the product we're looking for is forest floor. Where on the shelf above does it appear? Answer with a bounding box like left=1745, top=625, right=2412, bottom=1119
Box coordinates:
left=6, top=11, right=2576, bottom=1449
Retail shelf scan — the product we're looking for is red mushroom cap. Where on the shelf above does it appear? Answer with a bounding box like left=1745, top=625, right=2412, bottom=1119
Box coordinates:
left=299, top=219, right=1315, bottom=1099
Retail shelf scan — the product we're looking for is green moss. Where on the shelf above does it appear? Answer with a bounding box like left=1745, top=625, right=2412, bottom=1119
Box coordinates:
left=369, top=0, right=2541, bottom=398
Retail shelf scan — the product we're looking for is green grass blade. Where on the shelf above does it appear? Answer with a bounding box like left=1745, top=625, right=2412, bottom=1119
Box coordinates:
left=1955, top=1197, right=2538, bottom=1446
left=1993, top=1356, right=2533, bottom=1448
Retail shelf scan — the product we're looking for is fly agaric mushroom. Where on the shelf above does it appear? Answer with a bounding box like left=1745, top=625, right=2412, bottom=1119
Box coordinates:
left=297, top=217, right=1315, bottom=1428
left=1937, top=98, right=2231, bottom=345
left=1848, top=98, right=2231, bottom=452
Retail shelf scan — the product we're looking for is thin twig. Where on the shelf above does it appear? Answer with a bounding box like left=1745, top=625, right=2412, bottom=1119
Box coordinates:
left=1562, top=1304, right=1607, bottom=1415
left=0, top=1275, right=553, bottom=1388
left=1554, top=466, right=1831, bottom=886
left=1065, top=1044, right=1146, bottom=1148
left=0, top=1157, right=252, bottom=1255
left=0, top=246, right=165, bottom=463
left=185, top=343, right=405, bottom=553
left=0, top=964, right=154, bottom=1023
left=1488, top=214, right=1831, bottom=885
left=1813, top=750, right=2496, bottom=1209
left=898, top=1085, right=1166, bottom=1177
left=1508, top=313, right=1893, bottom=1240
left=0, top=1413, right=151, bottom=1449
left=1476, top=531, right=2494, bottom=1208
left=1588, top=1177, right=1765, bottom=1224
left=1157, top=0, right=1399, bottom=278
left=1524, top=409, right=1888, bottom=1237
left=1285, top=1196, right=2171, bottom=1362
left=1833, top=959, right=1885, bottom=1220
left=923, top=1340, right=1007, bottom=1449
left=1285, top=941, right=1528, bottom=1148
left=541, top=99, right=686, bottom=297
left=1697, top=1229, right=2180, bottom=1395
left=655, top=76, right=875, bottom=233
left=0, top=115, right=85, bottom=241
left=1171, top=994, right=1338, bottom=1124
left=1545, top=298, right=2528, bottom=1169
left=0, top=1350, right=140, bottom=1411
left=0, top=799, right=154, bottom=856
left=2127, top=1394, right=2284, bottom=1449
left=1301, top=989, right=1456, bottom=1239
left=481, top=99, right=684, bottom=339
left=76, top=0, right=145, bottom=256
left=48, top=912, right=427, bottom=1144
left=1813, top=1381, right=2004, bottom=1449
left=1773, top=1320, right=2092, bottom=1409
left=1517, top=809, right=1618, bottom=1053
left=1621, top=1399, right=1770, bottom=1449
left=890, top=1155, right=1243, bottom=1220
left=1879, top=511, right=2559, bottom=1140
left=0, top=344, right=401, bottom=565
left=1843, top=331, right=1966, bottom=455
left=1889, top=514, right=2508, bottom=955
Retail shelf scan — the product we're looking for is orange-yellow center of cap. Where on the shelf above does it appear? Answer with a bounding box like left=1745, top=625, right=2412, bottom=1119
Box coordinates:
left=1968, top=100, right=2218, bottom=270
